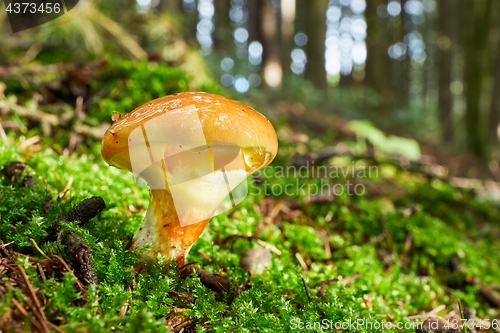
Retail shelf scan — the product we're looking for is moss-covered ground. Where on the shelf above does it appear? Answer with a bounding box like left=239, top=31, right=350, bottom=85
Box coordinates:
left=1, top=60, right=500, bottom=332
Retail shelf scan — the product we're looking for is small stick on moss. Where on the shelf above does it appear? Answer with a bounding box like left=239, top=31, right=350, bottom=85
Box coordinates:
left=338, top=272, right=361, bottom=285
left=168, top=290, right=196, bottom=303
left=319, top=230, right=331, bottom=260
left=0, top=123, right=7, bottom=141
left=458, top=300, right=467, bottom=333
left=19, top=135, right=40, bottom=149
left=8, top=251, right=51, bottom=265
left=11, top=297, right=29, bottom=317
left=57, top=176, right=74, bottom=199
left=118, top=300, right=129, bottom=317
left=295, top=253, right=308, bottom=271
left=179, top=264, right=232, bottom=293
left=0, top=241, right=15, bottom=248
left=173, top=319, right=194, bottom=332
left=256, top=239, right=282, bottom=256
left=17, top=264, right=50, bottom=333
left=51, top=255, right=85, bottom=292
left=302, top=277, right=312, bottom=304
left=315, top=279, right=335, bottom=297
left=30, top=238, right=52, bottom=261
left=36, top=263, right=47, bottom=283
left=314, top=272, right=361, bottom=297
left=46, top=321, right=65, bottom=333
left=479, top=285, right=500, bottom=308
left=197, top=250, right=213, bottom=262
left=196, top=267, right=231, bottom=293
left=215, top=234, right=256, bottom=246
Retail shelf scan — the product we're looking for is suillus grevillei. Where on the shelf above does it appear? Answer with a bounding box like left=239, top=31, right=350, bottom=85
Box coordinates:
left=101, top=92, right=278, bottom=267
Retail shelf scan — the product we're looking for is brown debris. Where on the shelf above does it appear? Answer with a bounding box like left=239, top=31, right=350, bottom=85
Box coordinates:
left=2, top=161, right=26, bottom=182
left=63, top=231, right=98, bottom=286
left=165, top=309, right=193, bottom=333
left=449, top=253, right=500, bottom=309
left=179, top=264, right=232, bottom=293
left=479, top=285, right=500, bottom=308
left=168, top=290, right=196, bottom=303
left=240, top=248, right=272, bottom=275
left=0, top=257, right=55, bottom=332
left=0, top=238, right=100, bottom=332
left=315, top=272, right=362, bottom=297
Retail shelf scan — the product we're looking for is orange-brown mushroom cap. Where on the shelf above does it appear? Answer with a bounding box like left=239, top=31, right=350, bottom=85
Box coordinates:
left=101, top=92, right=278, bottom=173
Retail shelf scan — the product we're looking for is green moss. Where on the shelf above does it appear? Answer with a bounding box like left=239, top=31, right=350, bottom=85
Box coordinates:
left=1, top=94, right=500, bottom=332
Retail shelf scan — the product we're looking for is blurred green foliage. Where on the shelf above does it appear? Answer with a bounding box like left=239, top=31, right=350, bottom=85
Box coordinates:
left=349, top=120, right=421, bottom=160
left=90, top=59, right=224, bottom=122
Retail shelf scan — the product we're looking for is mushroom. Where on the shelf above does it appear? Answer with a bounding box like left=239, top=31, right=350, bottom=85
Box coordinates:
left=101, top=92, right=278, bottom=267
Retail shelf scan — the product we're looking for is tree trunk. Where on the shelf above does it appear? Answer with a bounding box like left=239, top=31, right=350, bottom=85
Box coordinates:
left=395, top=0, right=410, bottom=111
left=247, top=0, right=261, bottom=44
left=258, top=0, right=282, bottom=88
left=365, top=0, right=392, bottom=114
left=158, top=0, right=182, bottom=12
left=177, top=0, right=199, bottom=43
left=213, top=0, right=230, bottom=50
left=304, top=0, right=327, bottom=91
left=463, top=0, right=492, bottom=158
left=280, top=0, right=295, bottom=80
left=437, top=0, right=457, bottom=143
left=489, top=32, right=500, bottom=145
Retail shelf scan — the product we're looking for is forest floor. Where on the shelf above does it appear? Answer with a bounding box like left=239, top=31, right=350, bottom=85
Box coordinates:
left=1, top=60, right=500, bottom=332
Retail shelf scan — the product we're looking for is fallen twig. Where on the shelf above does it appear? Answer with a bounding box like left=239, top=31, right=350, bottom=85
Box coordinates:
left=315, top=272, right=362, bottom=297
left=18, top=264, right=50, bottom=333
left=302, top=277, right=312, bottom=304
left=168, top=290, right=196, bottom=303
left=51, top=255, right=85, bottom=292
left=179, top=264, right=232, bottom=293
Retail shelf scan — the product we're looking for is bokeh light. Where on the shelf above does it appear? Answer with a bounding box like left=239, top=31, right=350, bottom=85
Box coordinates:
left=294, top=32, right=308, bottom=47
left=234, top=75, right=250, bottom=93
left=325, top=0, right=367, bottom=77
left=387, top=1, right=402, bottom=17
left=196, top=0, right=214, bottom=53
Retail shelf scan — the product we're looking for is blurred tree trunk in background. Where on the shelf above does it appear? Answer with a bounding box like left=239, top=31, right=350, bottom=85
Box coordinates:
left=304, top=0, right=327, bottom=91
left=248, top=0, right=260, bottom=43
left=489, top=4, right=500, bottom=146
left=395, top=0, right=410, bottom=111
left=100, top=0, right=138, bottom=25
left=463, top=0, right=492, bottom=158
left=158, top=0, right=181, bottom=12
left=488, top=1, right=500, bottom=147
left=213, top=0, right=231, bottom=49
left=365, top=0, right=378, bottom=87
left=280, top=0, right=296, bottom=80
left=490, top=42, right=500, bottom=145
left=365, top=0, right=392, bottom=114
left=177, top=0, right=199, bottom=43
left=257, top=0, right=274, bottom=67
left=275, top=0, right=283, bottom=71
left=257, top=0, right=282, bottom=88
left=438, top=0, right=457, bottom=143
left=386, top=7, right=399, bottom=114
left=421, top=6, right=435, bottom=111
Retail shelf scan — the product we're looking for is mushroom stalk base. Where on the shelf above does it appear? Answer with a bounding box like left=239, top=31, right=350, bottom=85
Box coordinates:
left=130, top=189, right=210, bottom=267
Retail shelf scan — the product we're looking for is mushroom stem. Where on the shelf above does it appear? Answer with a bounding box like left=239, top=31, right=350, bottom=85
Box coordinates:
left=130, top=189, right=210, bottom=267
